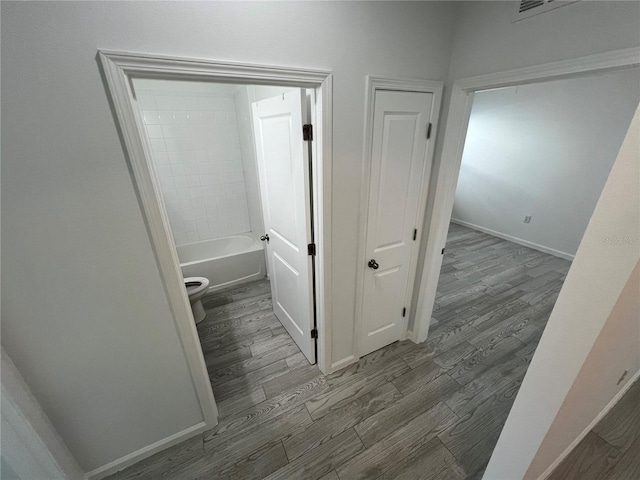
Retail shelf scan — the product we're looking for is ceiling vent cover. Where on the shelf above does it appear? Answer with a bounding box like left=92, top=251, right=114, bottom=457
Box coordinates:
left=513, top=0, right=579, bottom=22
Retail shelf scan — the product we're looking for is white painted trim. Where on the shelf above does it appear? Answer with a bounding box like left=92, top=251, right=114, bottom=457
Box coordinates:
left=353, top=75, right=443, bottom=362
left=330, top=355, right=356, bottom=371
left=451, top=218, right=575, bottom=261
left=97, top=50, right=334, bottom=469
left=414, top=46, right=640, bottom=344
left=85, top=422, right=207, bottom=480
left=538, top=370, right=640, bottom=480
left=1, top=349, right=85, bottom=480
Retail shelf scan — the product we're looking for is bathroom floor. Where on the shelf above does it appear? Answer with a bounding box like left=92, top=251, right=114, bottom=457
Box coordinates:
left=109, top=224, right=576, bottom=480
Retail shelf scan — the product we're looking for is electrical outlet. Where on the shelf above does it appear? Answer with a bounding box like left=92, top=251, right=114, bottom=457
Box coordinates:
left=524, top=215, right=532, bottom=224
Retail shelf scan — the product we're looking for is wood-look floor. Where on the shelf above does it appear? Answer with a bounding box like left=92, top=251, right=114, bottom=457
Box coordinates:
left=547, top=378, right=640, bottom=480
left=109, top=223, right=573, bottom=480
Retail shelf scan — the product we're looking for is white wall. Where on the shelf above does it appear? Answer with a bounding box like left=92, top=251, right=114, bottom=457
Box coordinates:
left=526, top=259, right=640, bottom=479
left=452, top=69, right=640, bottom=258
left=484, top=103, right=640, bottom=479
left=134, top=79, right=252, bottom=245
left=1, top=350, right=84, bottom=480
left=234, top=86, right=265, bottom=237
left=448, top=1, right=640, bottom=81
left=1, top=1, right=456, bottom=472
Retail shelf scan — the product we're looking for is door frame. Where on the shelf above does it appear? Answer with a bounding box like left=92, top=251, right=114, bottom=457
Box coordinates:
left=98, top=50, right=333, bottom=430
left=353, top=76, right=443, bottom=361
left=413, top=46, right=640, bottom=344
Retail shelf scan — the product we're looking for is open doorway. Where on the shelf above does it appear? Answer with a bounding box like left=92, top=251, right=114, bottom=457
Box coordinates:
left=130, top=77, right=320, bottom=400
left=415, top=68, right=639, bottom=477
left=99, top=51, right=333, bottom=435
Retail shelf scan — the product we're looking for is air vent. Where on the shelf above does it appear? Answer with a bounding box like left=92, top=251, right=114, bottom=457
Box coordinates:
left=519, top=0, right=544, bottom=13
left=513, top=0, right=579, bottom=22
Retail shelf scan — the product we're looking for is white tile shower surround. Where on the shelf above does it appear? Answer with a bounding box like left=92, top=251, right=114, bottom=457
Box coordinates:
left=138, top=91, right=251, bottom=246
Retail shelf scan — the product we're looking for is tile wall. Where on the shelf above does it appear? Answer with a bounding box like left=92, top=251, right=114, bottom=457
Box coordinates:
left=137, top=89, right=251, bottom=246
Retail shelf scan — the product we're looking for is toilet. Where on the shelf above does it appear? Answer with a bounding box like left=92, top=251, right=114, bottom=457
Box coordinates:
left=184, top=277, right=210, bottom=324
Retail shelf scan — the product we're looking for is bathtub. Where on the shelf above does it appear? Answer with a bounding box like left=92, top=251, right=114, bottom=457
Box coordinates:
left=177, top=233, right=266, bottom=293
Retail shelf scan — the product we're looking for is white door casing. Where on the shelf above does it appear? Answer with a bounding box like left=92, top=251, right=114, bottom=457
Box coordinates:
left=360, top=89, right=434, bottom=357
left=252, top=90, right=316, bottom=364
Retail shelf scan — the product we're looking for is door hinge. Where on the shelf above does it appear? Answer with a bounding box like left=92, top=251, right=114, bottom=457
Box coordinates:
left=311, top=329, right=318, bottom=339
left=303, top=124, right=313, bottom=141
left=402, top=307, right=407, bottom=317
left=413, top=229, right=417, bottom=241
left=307, top=243, right=316, bottom=256
left=427, top=123, right=433, bottom=139
left=441, top=247, right=445, bottom=255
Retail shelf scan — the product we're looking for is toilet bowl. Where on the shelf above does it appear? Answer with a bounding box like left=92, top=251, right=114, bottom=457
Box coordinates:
left=184, top=276, right=210, bottom=324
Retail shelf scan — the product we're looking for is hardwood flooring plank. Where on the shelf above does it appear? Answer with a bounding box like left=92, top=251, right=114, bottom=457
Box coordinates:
left=468, top=303, right=545, bottom=346
left=204, top=346, right=253, bottom=372
left=318, top=471, right=339, bottom=480
left=204, top=405, right=310, bottom=468
left=355, top=373, right=459, bottom=448
left=200, top=326, right=273, bottom=357
left=203, top=375, right=328, bottom=448
left=305, top=357, right=409, bottom=420
left=447, top=336, right=525, bottom=386
left=547, top=432, right=622, bottom=480
left=469, top=297, right=531, bottom=331
left=215, top=386, right=266, bottom=419
left=433, top=341, right=478, bottom=370
left=202, top=291, right=271, bottom=317
left=211, top=359, right=290, bottom=402
left=438, top=385, right=521, bottom=477
left=444, top=343, right=533, bottom=417
left=263, top=363, right=322, bottom=399
left=592, top=378, right=640, bottom=453
left=264, top=428, right=364, bottom=480
left=250, top=332, right=296, bottom=357
left=283, top=382, right=401, bottom=461
left=604, top=435, right=640, bottom=480
left=377, top=437, right=465, bottom=480
left=197, top=307, right=276, bottom=337
left=285, top=351, right=310, bottom=370
left=214, top=441, right=288, bottom=480
left=202, top=280, right=271, bottom=308
left=392, top=358, right=447, bottom=395
left=199, top=318, right=280, bottom=354
left=204, top=297, right=273, bottom=324
left=199, top=311, right=278, bottom=344
left=209, top=342, right=300, bottom=386
left=336, top=402, right=458, bottom=480
left=111, top=435, right=203, bottom=480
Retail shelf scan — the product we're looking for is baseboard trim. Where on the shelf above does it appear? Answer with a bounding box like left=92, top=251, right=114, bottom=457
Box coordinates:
left=451, top=219, right=575, bottom=261
left=330, top=355, right=356, bottom=373
left=207, top=271, right=266, bottom=294
left=537, top=369, right=640, bottom=480
left=85, top=421, right=209, bottom=480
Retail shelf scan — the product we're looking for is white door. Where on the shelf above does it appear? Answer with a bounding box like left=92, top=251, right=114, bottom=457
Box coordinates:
left=252, top=90, right=316, bottom=364
left=360, top=90, right=434, bottom=356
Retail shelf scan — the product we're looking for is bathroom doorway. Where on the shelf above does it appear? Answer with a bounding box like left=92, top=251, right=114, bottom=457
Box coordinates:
left=131, top=78, right=319, bottom=363
left=99, top=51, right=333, bottom=430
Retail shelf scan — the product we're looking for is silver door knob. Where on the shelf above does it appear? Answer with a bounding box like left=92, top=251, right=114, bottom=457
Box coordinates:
left=368, top=259, right=379, bottom=270
left=260, top=234, right=270, bottom=243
